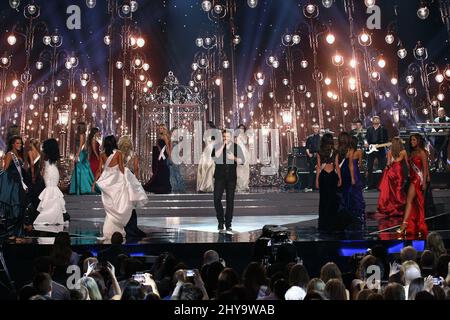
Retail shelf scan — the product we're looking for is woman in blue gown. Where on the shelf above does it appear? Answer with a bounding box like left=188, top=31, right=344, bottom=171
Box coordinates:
left=0, top=135, right=28, bottom=236
left=69, top=122, right=98, bottom=195
left=169, top=128, right=185, bottom=193
left=338, top=133, right=366, bottom=226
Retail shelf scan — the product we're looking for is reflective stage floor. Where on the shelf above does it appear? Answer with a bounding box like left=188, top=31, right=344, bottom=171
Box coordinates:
left=14, top=189, right=450, bottom=245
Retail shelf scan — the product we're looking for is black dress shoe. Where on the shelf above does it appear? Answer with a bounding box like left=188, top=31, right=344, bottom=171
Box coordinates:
left=218, top=224, right=224, bottom=231
left=226, top=227, right=233, bottom=234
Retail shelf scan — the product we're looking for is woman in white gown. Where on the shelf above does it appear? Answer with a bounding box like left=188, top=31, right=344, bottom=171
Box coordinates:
left=34, top=138, right=67, bottom=229
left=236, top=124, right=250, bottom=192
left=197, top=135, right=216, bottom=192
left=93, top=135, right=147, bottom=239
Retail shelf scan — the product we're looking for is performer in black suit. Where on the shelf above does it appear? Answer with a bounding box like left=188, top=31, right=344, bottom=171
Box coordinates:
left=365, top=116, right=388, bottom=189
left=305, top=124, right=321, bottom=192
left=350, top=118, right=365, bottom=150
left=433, top=107, right=450, bottom=172
left=212, top=130, right=244, bottom=233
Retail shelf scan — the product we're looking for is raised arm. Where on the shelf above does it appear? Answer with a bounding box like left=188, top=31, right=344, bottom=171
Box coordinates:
left=76, top=134, right=86, bottom=161
left=335, top=154, right=342, bottom=187
left=117, top=151, right=125, bottom=174
left=28, top=151, right=35, bottom=182
left=421, top=150, right=429, bottom=190
left=348, top=149, right=355, bottom=185
left=315, top=154, right=321, bottom=189
left=133, top=155, right=139, bottom=177
left=91, top=138, right=99, bottom=159
left=3, top=153, right=12, bottom=171
left=91, top=154, right=105, bottom=191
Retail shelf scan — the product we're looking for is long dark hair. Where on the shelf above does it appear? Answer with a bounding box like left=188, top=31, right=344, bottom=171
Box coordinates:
left=42, top=138, right=60, bottom=165
left=103, top=135, right=117, bottom=156
left=319, top=133, right=335, bottom=163
left=87, top=127, right=99, bottom=155
left=409, top=133, right=425, bottom=151
left=337, top=132, right=352, bottom=161
left=7, top=135, right=24, bottom=158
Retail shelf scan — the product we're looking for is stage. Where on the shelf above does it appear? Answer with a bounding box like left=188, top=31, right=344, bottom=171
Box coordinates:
left=8, top=188, right=450, bottom=244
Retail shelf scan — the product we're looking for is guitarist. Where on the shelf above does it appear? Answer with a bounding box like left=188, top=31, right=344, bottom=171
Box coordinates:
left=305, top=124, right=321, bottom=192
left=365, top=115, right=388, bottom=189
left=433, top=107, right=450, bottom=172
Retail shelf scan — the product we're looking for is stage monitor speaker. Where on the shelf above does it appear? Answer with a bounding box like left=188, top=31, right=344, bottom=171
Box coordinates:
left=291, top=147, right=305, bottom=156
left=288, top=154, right=308, bottom=172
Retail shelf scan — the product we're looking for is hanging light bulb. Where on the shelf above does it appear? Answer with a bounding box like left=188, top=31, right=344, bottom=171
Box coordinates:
left=9, top=0, right=20, bottom=10
left=322, top=0, right=333, bottom=8
left=397, top=47, right=407, bottom=59
left=247, top=0, right=258, bottom=8
left=326, top=33, right=335, bottom=44
left=86, top=0, right=96, bottom=8
left=385, top=33, right=395, bottom=45
left=130, top=0, right=138, bottom=12
left=7, top=34, right=17, bottom=46
left=417, top=4, right=430, bottom=20
left=364, top=0, right=376, bottom=8
left=201, top=0, right=212, bottom=12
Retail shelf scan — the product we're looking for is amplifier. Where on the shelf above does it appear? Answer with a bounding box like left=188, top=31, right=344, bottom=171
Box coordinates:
left=287, top=154, right=308, bottom=172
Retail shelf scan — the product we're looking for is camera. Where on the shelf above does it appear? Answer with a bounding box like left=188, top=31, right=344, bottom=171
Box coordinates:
left=186, top=269, right=195, bottom=277
left=133, top=273, right=146, bottom=284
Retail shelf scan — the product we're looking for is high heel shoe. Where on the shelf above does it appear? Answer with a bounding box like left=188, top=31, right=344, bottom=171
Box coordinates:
left=396, top=222, right=408, bottom=236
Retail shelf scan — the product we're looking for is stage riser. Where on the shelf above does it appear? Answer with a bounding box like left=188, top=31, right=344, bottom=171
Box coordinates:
left=65, top=190, right=450, bottom=218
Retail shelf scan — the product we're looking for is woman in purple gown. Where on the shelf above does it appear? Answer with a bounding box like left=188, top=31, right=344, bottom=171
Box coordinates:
left=338, top=133, right=366, bottom=225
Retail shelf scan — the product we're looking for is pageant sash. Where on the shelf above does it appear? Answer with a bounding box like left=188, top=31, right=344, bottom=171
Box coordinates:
left=11, top=152, right=28, bottom=191
left=411, top=161, right=424, bottom=186
left=158, top=145, right=167, bottom=160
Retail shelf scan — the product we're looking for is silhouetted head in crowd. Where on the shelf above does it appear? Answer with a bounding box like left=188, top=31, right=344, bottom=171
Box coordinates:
left=431, top=285, right=446, bottom=300
left=217, top=285, right=248, bottom=300
left=420, top=250, right=435, bottom=274
left=356, top=255, right=378, bottom=281
left=288, top=264, right=310, bottom=290
left=306, top=278, right=326, bottom=294
left=203, top=250, right=220, bottom=266
left=152, top=252, right=177, bottom=280
left=426, top=232, right=447, bottom=264
left=383, top=283, right=405, bottom=300
left=415, top=291, right=435, bottom=300
left=51, top=232, right=73, bottom=266
left=243, top=262, right=268, bottom=299
left=325, top=279, right=347, bottom=300
left=304, top=291, right=327, bottom=300
left=272, top=279, right=289, bottom=300
left=217, top=268, right=240, bottom=297
left=436, top=254, right=450, bottom=278
left=367, top=293, right=384, bottom=300
left=111, top=232, right=124, bottom=245
left=178, top=283, right=204, bottom=300
left=356, top=289, right=376, bottom=300
left=202, top=261, right=224, bottom=298
left=70, top=286, right=89, bottom=300
left=79, top=276, right=102, bottom=300
left=121, top=280, right=146, bottom=300
left=33, top=273, right=52, bottom=297
left=401, top=261, right=421, bottom=286
left=408, top=277, right=424, bottom=300
left=320, top=262, right=343, bottom=283
left=400, top=246, right=418, bottom=263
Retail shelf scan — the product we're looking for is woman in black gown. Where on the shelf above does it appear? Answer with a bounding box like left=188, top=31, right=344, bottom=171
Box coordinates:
left=316, top=133, right=342, bottom=233
left=143, top=125, right=172, bottom=194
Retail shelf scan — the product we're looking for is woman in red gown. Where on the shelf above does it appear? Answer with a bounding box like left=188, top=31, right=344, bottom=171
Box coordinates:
left=377, top=137, right=409, bottom=216
left=397, top=134, right=429, bottom=238
left=87, top=127, right=101, bottom=177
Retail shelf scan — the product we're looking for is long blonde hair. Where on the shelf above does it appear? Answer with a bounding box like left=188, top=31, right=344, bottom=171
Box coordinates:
left=391, top=137, right=404, bottom=159
left=159, top=124, right=171, bottom=149
left=29, top=138, right=41, bottom=152
left=118, top=135, right=133, bottom=157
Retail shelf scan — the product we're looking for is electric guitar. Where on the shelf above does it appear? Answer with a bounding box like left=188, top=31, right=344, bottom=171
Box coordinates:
left=284, top=166, right=299, bottom=185
left=366, top=143, right=392, bottom=154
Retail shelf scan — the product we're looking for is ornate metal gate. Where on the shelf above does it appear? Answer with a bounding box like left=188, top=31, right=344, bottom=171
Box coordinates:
left=139, top=71, right=204, bottom=183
